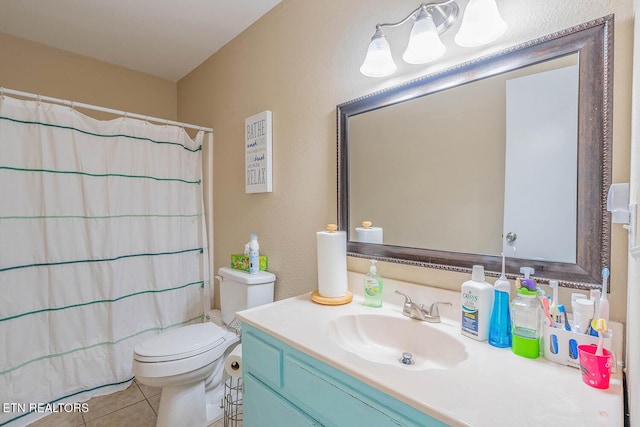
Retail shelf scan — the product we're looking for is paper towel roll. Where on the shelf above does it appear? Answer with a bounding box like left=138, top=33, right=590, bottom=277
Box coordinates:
left=224, top=344, right=242, bottom=377
left=355, top=226, right=383, bottom=244
left=317, top=227, right=348, bottom=298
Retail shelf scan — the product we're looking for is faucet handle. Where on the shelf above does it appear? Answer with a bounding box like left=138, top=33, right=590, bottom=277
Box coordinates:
left=394, top=290, right=413, bottom=304
left=428, top=302, right=452, bottom=318
left=395, top=291, right=416, bottom=318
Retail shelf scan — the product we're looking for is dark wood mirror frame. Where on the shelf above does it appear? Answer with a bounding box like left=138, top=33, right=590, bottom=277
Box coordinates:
left=338, top=16, right=613, bottom=289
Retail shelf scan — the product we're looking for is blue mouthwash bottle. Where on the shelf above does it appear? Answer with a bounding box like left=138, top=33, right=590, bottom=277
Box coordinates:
left=489, top=253, right=512, bottom=348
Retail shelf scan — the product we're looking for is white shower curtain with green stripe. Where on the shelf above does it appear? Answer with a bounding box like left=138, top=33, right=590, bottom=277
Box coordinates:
left=0, top=95, right=207, bottom=426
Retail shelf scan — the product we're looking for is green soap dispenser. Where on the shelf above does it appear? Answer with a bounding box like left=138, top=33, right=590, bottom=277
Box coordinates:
left=363, top=259, right=383, bottom=307
left=511, top=267, right=542, bottom=358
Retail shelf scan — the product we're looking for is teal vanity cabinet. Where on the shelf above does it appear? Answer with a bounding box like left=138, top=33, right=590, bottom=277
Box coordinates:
left=241, top=324, right=449, bottom=427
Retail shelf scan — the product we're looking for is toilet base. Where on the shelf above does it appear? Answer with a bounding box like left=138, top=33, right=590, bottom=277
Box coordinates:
left=205, top=383, right=226, bottom=425
left=157, top=380, right=206, bottom=427
left=154, top=380, right=226, bottom=427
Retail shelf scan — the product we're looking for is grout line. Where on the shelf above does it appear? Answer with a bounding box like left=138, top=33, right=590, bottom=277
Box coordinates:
left=147, top=396, right=157, bottom=416
left=83, top=381, right=145, bottom=424
left=85, top=400, right=151, bottom=426
left=80, top=404, right=87, bottom=425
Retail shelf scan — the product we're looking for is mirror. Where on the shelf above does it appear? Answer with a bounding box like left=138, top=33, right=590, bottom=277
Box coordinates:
left=338, top=16, right=613, bottom=288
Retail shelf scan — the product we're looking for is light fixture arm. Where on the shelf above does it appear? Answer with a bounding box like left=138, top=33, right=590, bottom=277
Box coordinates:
left=375, top=1, right=459, bottom=35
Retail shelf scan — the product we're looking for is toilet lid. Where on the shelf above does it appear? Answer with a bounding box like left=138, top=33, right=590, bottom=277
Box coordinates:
left=134, top=322, right=229, bottom=362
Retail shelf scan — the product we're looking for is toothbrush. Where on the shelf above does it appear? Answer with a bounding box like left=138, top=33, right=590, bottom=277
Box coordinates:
left=599, top=268, right=610, bottom=323
left=590, top=289, right=601, bottom=319
left=592, top=318, right=607, bottom=356
left=541, top=296, right=553, bottom=327
left=549, top=280, right=559, bottom=324
left=589, top=289, right=601, bottom=336
left=558, top=304, right=571, bottom=331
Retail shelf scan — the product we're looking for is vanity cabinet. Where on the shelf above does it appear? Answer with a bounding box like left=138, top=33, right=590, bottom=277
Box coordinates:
left=242, top=324, right=448, bottom=427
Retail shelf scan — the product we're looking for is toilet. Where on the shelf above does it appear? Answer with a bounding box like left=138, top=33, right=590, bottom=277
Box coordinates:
left=132, top=267, right=276, bottom=427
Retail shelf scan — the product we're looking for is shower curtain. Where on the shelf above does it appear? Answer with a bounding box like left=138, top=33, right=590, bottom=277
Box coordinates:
left=0, top=95, right=207, bottom=426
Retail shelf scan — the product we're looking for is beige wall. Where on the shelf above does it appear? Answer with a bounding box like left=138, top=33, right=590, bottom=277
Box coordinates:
left=178, top=0, right=632, bottom=323
left=0, top=33, right=177, bottom=121
left=0, top=1, right=629, bottom=323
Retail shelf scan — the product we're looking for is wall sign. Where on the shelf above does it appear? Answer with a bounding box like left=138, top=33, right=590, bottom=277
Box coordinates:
left=245, top=110, right=273, bottom=193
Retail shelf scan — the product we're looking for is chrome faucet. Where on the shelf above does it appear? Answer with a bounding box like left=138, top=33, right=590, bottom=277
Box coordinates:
left=394, top=290, right=452, bottom=323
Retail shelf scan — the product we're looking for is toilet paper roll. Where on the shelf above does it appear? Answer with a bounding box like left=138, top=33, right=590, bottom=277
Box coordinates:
left=355, top=226, right=383, bottom=244
left=317, top=229, right=348, bottom=298
left=224, top=344, right=242, bottom=378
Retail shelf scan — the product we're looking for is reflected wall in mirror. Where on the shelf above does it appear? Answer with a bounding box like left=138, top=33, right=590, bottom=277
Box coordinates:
left=338, top=16, right=613, bottom=288
left=350, top=55, right=579, bottom=263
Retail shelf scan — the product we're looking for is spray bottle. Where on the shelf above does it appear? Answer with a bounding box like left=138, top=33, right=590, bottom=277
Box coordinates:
left=249, top=234, right=260, bottom=275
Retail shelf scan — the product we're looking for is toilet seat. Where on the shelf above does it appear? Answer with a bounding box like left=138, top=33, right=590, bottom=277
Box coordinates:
left=134, top=322, right=230, bottom=363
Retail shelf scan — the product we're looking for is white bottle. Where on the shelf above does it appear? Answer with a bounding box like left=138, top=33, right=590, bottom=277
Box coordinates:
left=461, top=265, right=494, bottom=341
left=249, top=233, right=260, bottom=275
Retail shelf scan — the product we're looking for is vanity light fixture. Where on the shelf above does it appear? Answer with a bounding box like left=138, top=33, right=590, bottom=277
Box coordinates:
left=360, top=0, right=507, bottom=78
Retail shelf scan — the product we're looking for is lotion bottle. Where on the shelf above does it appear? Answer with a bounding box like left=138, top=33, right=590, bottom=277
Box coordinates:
left=461, top=265, right=494, bottom=341
left=363, top=260, right=383, bottom=307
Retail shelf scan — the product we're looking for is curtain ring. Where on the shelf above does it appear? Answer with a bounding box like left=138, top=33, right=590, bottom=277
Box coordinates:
left=37, top=94, right=42, bottom=106
left=0, top=87, right=4, bottom=100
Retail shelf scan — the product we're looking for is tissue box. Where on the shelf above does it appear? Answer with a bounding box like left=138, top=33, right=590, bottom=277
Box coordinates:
left=230, top=254, right=268, bottom=272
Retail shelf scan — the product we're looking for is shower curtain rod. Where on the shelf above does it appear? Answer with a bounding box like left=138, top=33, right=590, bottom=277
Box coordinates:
left=0, top=87, right=213, bottom=133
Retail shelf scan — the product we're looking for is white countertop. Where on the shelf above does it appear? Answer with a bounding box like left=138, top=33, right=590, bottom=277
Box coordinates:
left=237, top=282, right=623, bottom=427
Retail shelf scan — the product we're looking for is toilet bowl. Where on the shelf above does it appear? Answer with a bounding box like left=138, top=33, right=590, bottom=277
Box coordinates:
left=133, top=323, right=239, bottom=427
left=132, top=268, right=276, bottom=427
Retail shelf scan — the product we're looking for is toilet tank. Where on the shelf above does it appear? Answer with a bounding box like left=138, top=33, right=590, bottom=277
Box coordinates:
left=218, top=267, right=275, bottom=325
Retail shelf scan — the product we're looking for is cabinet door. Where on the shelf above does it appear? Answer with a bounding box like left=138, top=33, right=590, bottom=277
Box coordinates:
left=244, top=374, right=322, bottom=427
left=285, top=355, right=443, bottom=427
left=243, top=329, right=283, bottom=389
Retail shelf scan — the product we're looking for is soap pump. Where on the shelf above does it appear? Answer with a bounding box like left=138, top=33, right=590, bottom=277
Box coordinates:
left=488, top=253, right=512, bottom=348
left=363, top=259, right=383, bottom=308
left=511, top=267, right=541, bottom=359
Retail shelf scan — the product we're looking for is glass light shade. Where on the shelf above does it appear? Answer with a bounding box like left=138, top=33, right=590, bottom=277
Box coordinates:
left=402, top=10, right=446, bottom=64
left=454, top=0, right=507, bottom=47
left=360, top=29, right=397, bottom=77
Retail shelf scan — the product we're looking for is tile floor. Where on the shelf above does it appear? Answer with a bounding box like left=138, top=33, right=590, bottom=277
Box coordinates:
left=28, top=380, right=228, bottom=427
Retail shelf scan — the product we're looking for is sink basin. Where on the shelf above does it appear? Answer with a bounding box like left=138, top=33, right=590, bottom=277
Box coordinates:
left=326, top=313, right=468, bottom=370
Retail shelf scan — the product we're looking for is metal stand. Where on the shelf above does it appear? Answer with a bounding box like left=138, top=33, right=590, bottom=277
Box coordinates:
left=223, top=376, right=243, bottom=427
